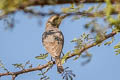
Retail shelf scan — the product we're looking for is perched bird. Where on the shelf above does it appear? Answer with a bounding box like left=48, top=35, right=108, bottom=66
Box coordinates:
left=42, top=15, right=64, bottom=73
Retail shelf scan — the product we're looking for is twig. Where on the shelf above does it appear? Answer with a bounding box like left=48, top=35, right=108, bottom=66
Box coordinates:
left=67, top=31, right=117, bottom=59
left=12, top=75, right=16, bottom=80
left=18, top=0, right=118, bottom=7
left=0, top=61, right=54, bottom=76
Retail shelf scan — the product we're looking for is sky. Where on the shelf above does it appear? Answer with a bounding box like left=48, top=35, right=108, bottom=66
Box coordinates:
left=0, top=4, right=120, bottom=80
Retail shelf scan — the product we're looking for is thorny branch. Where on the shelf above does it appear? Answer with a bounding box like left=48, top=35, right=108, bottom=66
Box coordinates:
left=0, top=31, right=117, bottom=79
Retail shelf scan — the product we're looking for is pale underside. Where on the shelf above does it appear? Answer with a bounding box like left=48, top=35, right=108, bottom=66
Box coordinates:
left=42, top=28, right=64, bottom=58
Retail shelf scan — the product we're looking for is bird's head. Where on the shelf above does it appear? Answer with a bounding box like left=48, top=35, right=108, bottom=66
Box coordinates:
left=46, top=15, right=64, bottom=28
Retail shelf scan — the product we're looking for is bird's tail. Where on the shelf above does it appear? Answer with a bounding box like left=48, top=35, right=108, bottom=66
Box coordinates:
left=55, top=58, right=64, bottom=73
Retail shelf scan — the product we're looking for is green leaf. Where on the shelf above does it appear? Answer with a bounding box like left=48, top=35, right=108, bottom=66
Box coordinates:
left=61, top=51, right=70, bottom=64
left=115, top=52, right=120, bottom=55
left=87, top=6, right=94, bottom=12
left=38, top=73, right=42, bottom=75
left=104, top=41, right=112, bottom=45
left=35, top=53, right=48, bottom=60
left=114, top=42, right=120, bottom=49
left=114, top=42, right=120, bottom=55
left=115, top=49, right=120, bottom=55
left=114, top=45, right=120, bottom=49
left=71, top=38, right=77, bottom=42
left=73, top=49, right=80, bottom=60
left=12, top=63, right=23, bottom=69
left=73, top=56, right=80, bottom=60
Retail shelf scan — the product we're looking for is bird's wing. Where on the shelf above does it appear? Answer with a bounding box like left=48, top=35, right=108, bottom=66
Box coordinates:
left=42, top=29, right=64, bottom=58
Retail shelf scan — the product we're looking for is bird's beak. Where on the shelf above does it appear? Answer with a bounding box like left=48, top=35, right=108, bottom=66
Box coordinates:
left=60, top=14, right=68, bottom=19
left=56, top=17, right=63, bottom=28
left=57, top=15, right=67, bottom=28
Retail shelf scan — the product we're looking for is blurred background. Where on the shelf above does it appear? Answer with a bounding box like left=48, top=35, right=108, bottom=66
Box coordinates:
left=0, top=3, right=120, bottom=80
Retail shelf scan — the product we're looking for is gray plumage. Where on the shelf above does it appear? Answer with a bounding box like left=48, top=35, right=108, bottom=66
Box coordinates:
left=42, top=15, right=64, bottom=73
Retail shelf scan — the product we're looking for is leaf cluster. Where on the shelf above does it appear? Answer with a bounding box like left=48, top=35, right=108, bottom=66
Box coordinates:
left=0, top=0, right=28, bottom=14
left=35, top=53, right=48, bottom=60
left=114, top=42, right=120, bottom=55
left=0, top=60, right=9, bottom=72
left=12, top=60, right=32, bottom=70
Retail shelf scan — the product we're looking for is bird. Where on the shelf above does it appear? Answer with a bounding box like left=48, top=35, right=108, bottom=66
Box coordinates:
left=42, top=15, right=65, bottom=73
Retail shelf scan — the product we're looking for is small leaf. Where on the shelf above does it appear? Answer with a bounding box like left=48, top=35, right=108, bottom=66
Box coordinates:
left=114, top=42, right=120, bottom=55
left=115, top=52, right=119, bottom=55
left=38, top=73, right=42, bottom=75
left=73, top=49, right=79, bottom=53
left=87, top=6, right=94, bottom=12
left=35, top=53, right=48, bottom=60
left=104, top=41, right=112, bottom=45
left=73, top=49, right=80, bottom=60
left=61, top=51, right=70, bottom=64
left=114, top=45, right=120, bottom=49
left=12, top=63, right=23, bottom=69
left=73, top=56, right=80, bottom=60
left=71, top=38, right=77, bottom=42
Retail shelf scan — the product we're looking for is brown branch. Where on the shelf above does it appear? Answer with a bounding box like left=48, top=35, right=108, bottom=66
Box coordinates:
left=0, top=31, right=117, bottom=78
left=0, top=10, right=101, bottom=19
left=21, top=0, right=119, bottom=7
left=0, top=10, right=119, bottom=20
left=23, top=9, right=95, bottom=17
left=67, top=31, right=117, bottom=59
left=0, top=0, right=111, bottom=18
left=0, top=0, right=119, bottom=19
left=0, top=61, right=54, bottom=77
left=1, top=4, right=119, bottom=20
left=12, top=75, right=16, bottom=80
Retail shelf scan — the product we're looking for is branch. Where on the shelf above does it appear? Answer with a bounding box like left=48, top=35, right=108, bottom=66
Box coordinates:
left=20, top=0, right=119, bottom=7
left=24, top=9, right=119, bottom=17
left=0, top=0, right=120, bottom=20
left=12, top=75, right=16, bottom=80
left=67, top=31, right=117, bottom=59
left=23, top=9, right=95, bottom=17
left=0, top=31, right=117, bottom=78
left=0, top=61, right=54, bottom=77
left=0, top=10, right=102, bottom=19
